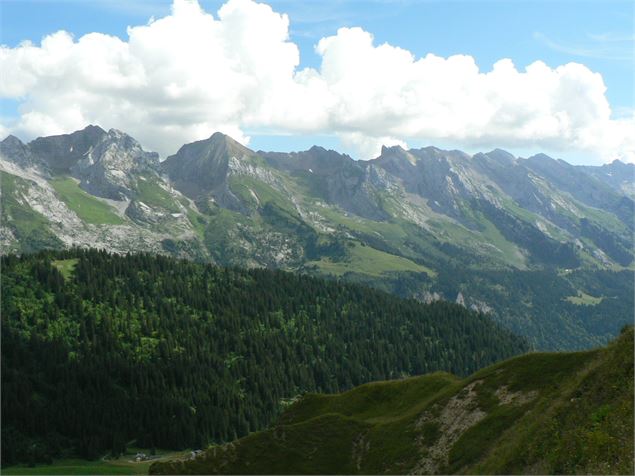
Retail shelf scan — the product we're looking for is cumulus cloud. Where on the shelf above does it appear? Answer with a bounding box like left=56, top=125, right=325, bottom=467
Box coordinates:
left=0, top=0, right=633, bottom=162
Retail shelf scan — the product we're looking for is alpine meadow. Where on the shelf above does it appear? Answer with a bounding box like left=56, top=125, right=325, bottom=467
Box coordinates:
left=1, top=0, right=633, bottom=475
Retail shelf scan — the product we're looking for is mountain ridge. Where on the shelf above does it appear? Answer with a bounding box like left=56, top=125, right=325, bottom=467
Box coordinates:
left=1, top=126, right=633, bottom=350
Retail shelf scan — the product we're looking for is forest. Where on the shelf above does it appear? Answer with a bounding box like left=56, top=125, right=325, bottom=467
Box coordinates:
left=1, top=249, right=527, bottom=466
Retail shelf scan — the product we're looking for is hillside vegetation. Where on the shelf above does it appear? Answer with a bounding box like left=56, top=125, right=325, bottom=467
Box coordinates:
left=151, top=327, right=634, bottom=475
left=0, top=249, right=526, bottom=466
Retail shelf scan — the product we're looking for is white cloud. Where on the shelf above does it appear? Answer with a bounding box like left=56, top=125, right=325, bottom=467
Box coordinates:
left=0, top=0, right=633, bottom=163
left=339, top=131, right=408, bottom=160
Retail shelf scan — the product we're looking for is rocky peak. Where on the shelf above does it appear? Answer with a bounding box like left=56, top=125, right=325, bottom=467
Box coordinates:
left=484, top=148, right=516, bottom=164
left=0, top=135, right=34, bottom=168
left=308, top=145, right=326, bottom=153
left=304, top=146, right=356, bottom=175
left=578, top=159, right=635, bottom=199
left=522, top=153, right=572, bottom=177
left=205, top=132, right=255, bottom=160
left=69, top=128, right=160, bottom=200
left=380, top=144, right=398, bottom=155
left=602, top=159, right=634, bottom=176
left=171, top=132, right=254, bottom=164
left=29, top=125, right=107, bottom=174
left=162, top=132, right=258, bottom=199
left=260, top=146, right=355, bottom=177
left=372, top=144, right=418, bottom=178
left=378, top=144, right=409, bottom=159
left=1, top=134, right=24, bottom=148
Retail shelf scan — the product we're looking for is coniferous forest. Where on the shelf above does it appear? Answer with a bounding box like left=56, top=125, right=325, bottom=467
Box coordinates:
left=1, top=249, right=527, bottom=466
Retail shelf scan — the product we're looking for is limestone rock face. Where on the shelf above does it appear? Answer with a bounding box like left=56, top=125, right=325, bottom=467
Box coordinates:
left=71, top=128, right=160, bottom=200
left=29, top=125, right=108, bottom=174
left=1, top=125, right=633, bottom=274
left=0, top=135, right=36, bottom=169
left=162, top=132, right=256, bottom=199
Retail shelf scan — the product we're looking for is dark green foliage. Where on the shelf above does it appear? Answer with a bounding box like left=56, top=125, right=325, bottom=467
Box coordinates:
left=150, top=328, right=633, bottom=475
left=580, top=218, right=633, bottom=266
left=433, top=267, right=634, bottom=350
left=260, top=202, right=313, bottom=237
left=446, top=404, right=527, bottom=472
left=279, top=373, right=458, bottom=427
left=507, top=326, right=635, bottom=475
left=419, top=421, right=441, bottom=445
left=259, top=202, right=347, bottom=261
left=476, top=199, right=580, bottom=268
left=0, top=249, right=527, bottom=466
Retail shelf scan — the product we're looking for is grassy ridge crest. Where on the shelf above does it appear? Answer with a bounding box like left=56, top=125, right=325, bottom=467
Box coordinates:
left=151, top=327, right=634, bottom=475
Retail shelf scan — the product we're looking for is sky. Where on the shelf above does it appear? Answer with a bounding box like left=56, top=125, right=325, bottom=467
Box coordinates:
left=0, top=0, right=633, bottom=164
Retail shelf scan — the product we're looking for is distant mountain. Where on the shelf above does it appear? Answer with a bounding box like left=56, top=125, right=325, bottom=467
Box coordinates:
left=150, top=326, right=634, bottom=475
left=580, top=159, right=635, bottom=199
left=162, top=132, right=259, bottom=204
left=1, top=127, right=633, bottom=349
left=29, top=124, right=107, bottom=174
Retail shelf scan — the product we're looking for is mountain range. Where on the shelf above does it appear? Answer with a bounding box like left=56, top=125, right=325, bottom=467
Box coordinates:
left=1, top=126, right=633, bottom=349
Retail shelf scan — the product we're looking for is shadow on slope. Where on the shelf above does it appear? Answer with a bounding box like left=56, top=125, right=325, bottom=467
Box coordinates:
left=150, top=327, right=634, bottom=475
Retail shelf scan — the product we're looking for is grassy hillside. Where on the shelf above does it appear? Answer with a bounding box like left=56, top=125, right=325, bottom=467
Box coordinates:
left=151, top=327, right=634, bottom=475
left=3, top=448, right=189, bottom=475
left=50, top=176, right=124, bottom=224
left=134, top=175, right=180, bottom=212
left=307, top=241, right=435, bottom=278
left=0, top=171, right=63, bottom=253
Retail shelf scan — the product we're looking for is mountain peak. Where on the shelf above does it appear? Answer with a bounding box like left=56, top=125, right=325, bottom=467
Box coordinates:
left=207, top=131, right=244, bottom=147
left=375, top=143, right=417, bottom=170
left=608, top=158, right=633, bottom=169
left=191, top=131, right=254, bottom=159
left=380, top=144, right=406, bottom=155
left=27, top=125, right=108, bottom=173
left=162, top=132, right=257, bottom=199
left=210, top=131, right=226, bottom=139
left=0, top=134, right=33, bottom=167
left=487, top=148, right=515, bottom=158
left=527, top=152, right=555, bottom=162
left=483, top=148, right=516, bottom=164
left=82, top=124, right=106, bottom=134
left=1, top=134, right=24, bottom=147
left=207, top=131, right=231, bottom=143
left=107, top=127, right=127, bottom=137
left=305, top=145, right=352, bottom=160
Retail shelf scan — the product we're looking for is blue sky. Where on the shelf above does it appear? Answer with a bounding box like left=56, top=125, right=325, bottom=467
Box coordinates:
left=1, top=0, right=633, bottom=163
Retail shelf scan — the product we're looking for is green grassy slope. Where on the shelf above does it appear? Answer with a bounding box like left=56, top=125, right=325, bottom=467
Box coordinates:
left=151, top=327, right=634, bottom=475
left=135, top=175, right=180, bottom=212
left=3, top=449, right=190, bottom=475
left=308, top=241, right=435, bottom=278
left=51, top=258, right=79, bottom=280
left=0, top=171, right=63, bottom=253
left=50, top=176, right=124, bottom=224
